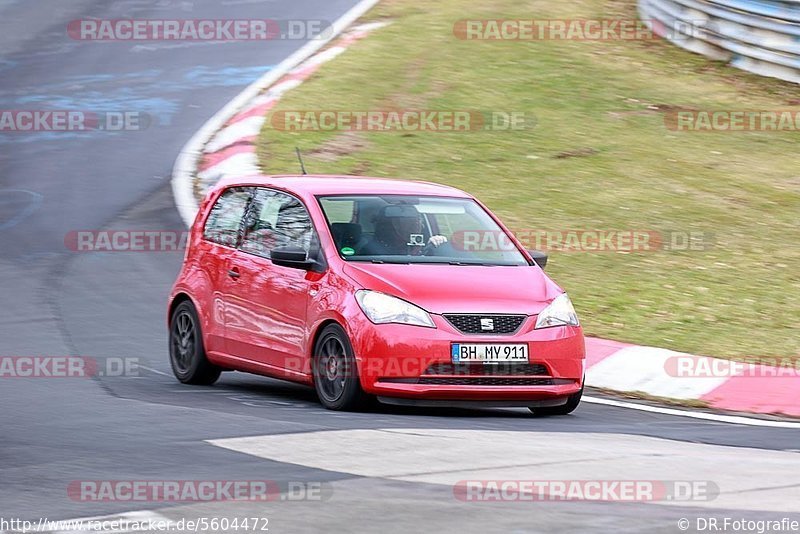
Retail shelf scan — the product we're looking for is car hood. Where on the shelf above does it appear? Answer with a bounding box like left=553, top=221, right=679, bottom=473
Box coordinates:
left=342, top=262, right=563, bottom=314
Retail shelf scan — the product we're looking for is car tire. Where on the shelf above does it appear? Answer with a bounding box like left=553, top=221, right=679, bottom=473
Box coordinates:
left=529, top=385, right=583, bottom=416
left=169, top=300, right=222, bottom=385
left=312, top=323, right=372, bottom=411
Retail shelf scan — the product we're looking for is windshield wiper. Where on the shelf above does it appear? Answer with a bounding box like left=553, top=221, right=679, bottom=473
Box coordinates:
left=363, top=258, right=514, bottom=266
left=448, top=260, right=486, bottom=266
left=370, top=259, right=409, bottom=264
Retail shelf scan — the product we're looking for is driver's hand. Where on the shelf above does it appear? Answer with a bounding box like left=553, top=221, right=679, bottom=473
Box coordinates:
left=428, top=235, right=448, bottom=247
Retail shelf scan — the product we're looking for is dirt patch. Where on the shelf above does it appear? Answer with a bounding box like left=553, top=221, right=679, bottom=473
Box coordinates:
left=607, top=103, right=696, bottom=120
left=554, top=147, right=598, bottom=159
left=308, top=131, right=368, bottom=162
left=350, top=160, right=372, bottom=175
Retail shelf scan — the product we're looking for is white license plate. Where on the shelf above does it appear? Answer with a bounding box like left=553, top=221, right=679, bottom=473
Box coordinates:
left=451, top=343, right=529, bottom=363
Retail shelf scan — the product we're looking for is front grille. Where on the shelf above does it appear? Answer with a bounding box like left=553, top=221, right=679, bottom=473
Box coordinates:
left=418, top=377, right=555, bottom=386
left=444, top=314, right=526, bottom=335
left=423, top=363, right=548, bottom=376
left=378, top=376, right=571, bottom=387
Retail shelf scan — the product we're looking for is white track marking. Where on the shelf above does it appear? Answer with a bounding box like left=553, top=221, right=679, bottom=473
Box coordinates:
left=203, top=116, right=265, bottom=153
left=583, top=395, right=800, bottom=428
left=586, top=346, right=728, bottom=399
left=196, top=152, right=260, bottom=194
left=135, top=364, right=171, bottom=377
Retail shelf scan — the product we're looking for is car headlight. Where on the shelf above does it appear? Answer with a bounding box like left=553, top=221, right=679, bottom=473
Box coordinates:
left=535, top=293, right=579, bottom=329
left=355, top=290, right=436, bottom=328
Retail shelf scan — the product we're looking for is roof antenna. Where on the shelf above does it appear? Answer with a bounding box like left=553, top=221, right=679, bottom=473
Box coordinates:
left=295, top=147, right=308, bottom=175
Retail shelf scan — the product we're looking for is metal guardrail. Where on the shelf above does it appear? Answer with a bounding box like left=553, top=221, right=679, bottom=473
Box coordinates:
left=639, top=0, right=800, bottom=83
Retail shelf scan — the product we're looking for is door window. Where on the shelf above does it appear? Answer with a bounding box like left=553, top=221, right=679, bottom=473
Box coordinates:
left=203, top=187, right=252, bottom=247
left=241, top=188, right=315, bottom=258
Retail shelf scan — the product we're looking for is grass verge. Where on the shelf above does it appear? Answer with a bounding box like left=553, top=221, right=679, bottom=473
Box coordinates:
left=256, top=0, right=800, bottom=358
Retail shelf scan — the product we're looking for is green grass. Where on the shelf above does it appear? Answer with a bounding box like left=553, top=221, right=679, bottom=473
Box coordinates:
left=256, top=0, right=800, bottom=358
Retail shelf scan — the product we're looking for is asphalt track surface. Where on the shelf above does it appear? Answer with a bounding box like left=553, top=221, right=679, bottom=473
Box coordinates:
left=0, top=1, right=798, bottom=532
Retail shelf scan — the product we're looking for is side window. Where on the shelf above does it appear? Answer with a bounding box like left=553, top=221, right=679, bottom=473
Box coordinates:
left=241, top=188, right=315, bottom=258
left=203, top=187, right=252, bottom=247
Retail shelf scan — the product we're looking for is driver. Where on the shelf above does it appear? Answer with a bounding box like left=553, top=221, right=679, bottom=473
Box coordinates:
left=361, top=205, right=447, bottom=256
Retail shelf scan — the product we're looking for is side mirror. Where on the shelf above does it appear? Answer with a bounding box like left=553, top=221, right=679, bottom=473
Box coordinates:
left=271, top=246, right=316, bottom=271
left=528, top=249, right=548, bottom=270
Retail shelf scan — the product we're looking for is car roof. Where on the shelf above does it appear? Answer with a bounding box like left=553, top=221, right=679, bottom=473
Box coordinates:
left=213, top=174, right=472, bottom=198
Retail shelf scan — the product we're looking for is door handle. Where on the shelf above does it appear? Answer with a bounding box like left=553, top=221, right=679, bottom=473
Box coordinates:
left=227, top=268, right=241, bottom=279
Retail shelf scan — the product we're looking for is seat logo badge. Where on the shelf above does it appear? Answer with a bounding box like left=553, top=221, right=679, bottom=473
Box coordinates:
left=480, top=318, right=494, bottom=331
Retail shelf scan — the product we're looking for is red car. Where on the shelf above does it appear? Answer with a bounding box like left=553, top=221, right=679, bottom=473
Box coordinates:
left=168, top=175, right=585, bottom=414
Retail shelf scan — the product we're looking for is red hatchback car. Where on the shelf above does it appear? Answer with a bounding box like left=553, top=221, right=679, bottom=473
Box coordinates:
left=168, top=175, right=585, bottom=414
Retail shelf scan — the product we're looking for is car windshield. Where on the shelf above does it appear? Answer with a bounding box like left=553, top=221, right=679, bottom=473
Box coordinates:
left=318, top=195, right=529, bottom=266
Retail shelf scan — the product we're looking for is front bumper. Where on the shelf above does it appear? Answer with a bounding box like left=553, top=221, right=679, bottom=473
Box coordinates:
left=351, top=314, right=585, bottom=402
